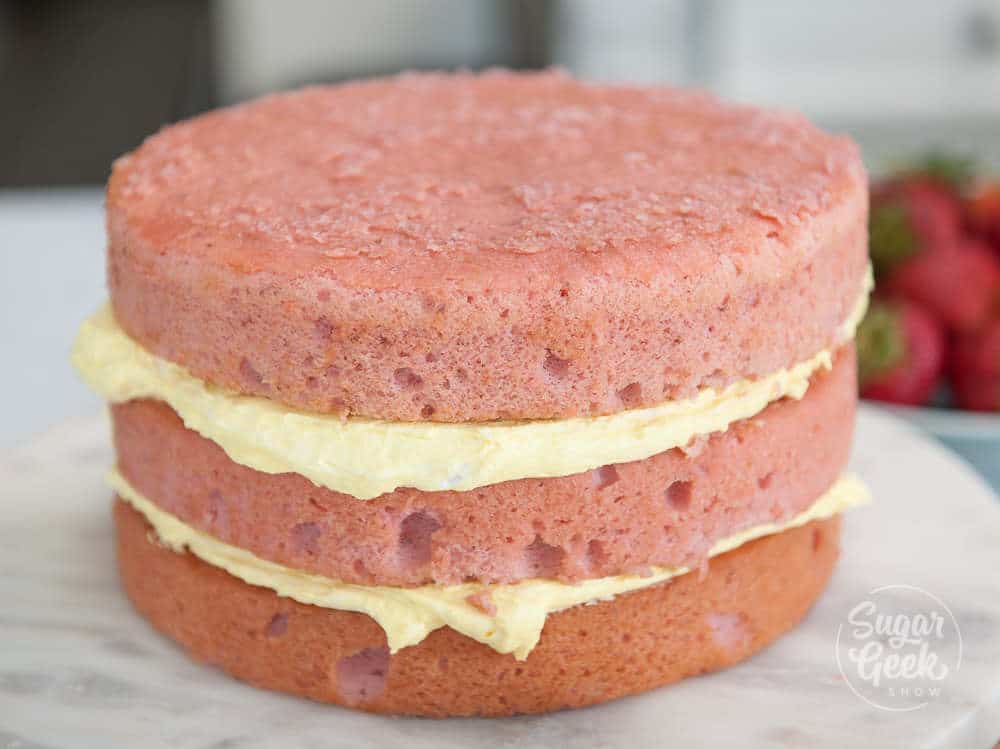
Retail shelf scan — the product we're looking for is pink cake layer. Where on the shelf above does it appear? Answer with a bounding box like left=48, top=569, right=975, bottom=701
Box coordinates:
left=107, top=69, right=868, bottom=422
left=111, top=346, right=855, bottom=586
left=117, top=498, right=840, bottom=716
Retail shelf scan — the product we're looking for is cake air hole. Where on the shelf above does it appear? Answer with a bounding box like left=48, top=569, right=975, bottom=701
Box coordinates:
left=335, top=647, right=390, bottom=704
left=524, top=536, right=565, bottom=577
left=586, top=539, right=609, bottom=571
left=592, top=464, right=620, bottom=490
left=239, top=357, right=267, bottom=389
left=308, top=497, right=328, bottom=513
left=543, top=350, right=570, bottom=380
left=291, top=522, right=321, bottom=555
left=812, top=527, right=823, bottom=551
left=757, top=472, right=775, bottom=490
left=205, top=489, right=228, bottom=533
left=666, top=480, right=693, bottom=511
left=398, top=511, right=442, bottom=568
left=617, top=382, right=643, bottom=407
left=393, top=367, right=423, bottom=389
left=265, top=613, right=288, bottom=638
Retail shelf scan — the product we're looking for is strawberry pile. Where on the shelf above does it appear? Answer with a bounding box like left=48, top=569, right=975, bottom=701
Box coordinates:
left=858, top=154, right=1000, bottom=411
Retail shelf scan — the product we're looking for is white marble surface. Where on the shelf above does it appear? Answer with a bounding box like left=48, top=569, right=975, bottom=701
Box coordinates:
left=0, top=406, right=998, bottom=748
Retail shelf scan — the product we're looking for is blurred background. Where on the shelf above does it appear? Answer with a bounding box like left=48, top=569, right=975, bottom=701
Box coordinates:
left=3, top=0, right=1000, bottom=185
left=1, top=1, right=999, bottom=488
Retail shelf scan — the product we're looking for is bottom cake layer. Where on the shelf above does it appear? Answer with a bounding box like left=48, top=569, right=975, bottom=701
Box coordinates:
left=115, top=499, right=841, bottom=717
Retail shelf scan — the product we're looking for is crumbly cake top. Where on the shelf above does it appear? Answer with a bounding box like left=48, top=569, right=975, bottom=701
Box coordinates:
left=110, top=69, right=863, bottom=289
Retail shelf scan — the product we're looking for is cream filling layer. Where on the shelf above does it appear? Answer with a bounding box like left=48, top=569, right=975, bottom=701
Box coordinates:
left=73, top=270, right=870, bottom=500
left=111, top=470, right=870, bottom=660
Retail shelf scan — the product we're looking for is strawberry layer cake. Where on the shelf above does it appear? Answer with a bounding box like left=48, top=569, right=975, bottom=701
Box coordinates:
left=73, top=70, right=871, bottom=716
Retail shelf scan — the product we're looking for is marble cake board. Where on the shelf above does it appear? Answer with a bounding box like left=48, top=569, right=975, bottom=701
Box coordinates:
left=0, top=405, right=998, bottom=749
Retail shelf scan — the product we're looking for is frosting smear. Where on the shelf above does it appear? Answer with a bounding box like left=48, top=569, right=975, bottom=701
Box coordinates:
left=74, top=270, right=870, bottom=500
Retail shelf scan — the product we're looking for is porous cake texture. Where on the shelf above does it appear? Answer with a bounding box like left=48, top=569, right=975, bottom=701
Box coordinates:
left=72, top=70, right=870, bottom=717
left=111, top=347, right=856, bottom=586
left=107, top=70, right=867, bottom=422
left=116, top=501, right=842, bottom=716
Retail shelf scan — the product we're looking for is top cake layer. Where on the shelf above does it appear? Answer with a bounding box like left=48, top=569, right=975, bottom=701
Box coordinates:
left=108, top=69, right=867, bottom=421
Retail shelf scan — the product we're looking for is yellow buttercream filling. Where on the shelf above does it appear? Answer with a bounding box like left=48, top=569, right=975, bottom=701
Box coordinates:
left=110, top=470, right=870, bottom=660
left=73, top=268, right=870, bottom=500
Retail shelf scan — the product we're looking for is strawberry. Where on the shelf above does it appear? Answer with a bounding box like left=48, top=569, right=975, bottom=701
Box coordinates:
left=885, top=239, right=1000, bottom=332
left=857, top=298, right=945, bottom=406
left=951, top=318, right=1000, bottom=411
left=905, top=151, right=976, bottom=193
left=966, top=182, right=1000, bottom=251
left=869, top=178, right=964, bottom=277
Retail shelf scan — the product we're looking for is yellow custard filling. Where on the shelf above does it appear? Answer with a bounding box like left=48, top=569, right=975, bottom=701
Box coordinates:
left=73, top=270, right=870, bottom=500
left=110, top=470, right=870, bottom=660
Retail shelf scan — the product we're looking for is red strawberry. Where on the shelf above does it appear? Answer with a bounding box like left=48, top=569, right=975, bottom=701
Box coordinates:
left=886, top=239, right=1000, bottom=332
left=966, top=182, right=1000, bottom=251
left=857, top=298, right=945, bottom=406
left=869, top=178, right=964, bottom=278
left=904, top=151, right=976, bottom=193
left=951, top=318, right=1000, bottom=411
